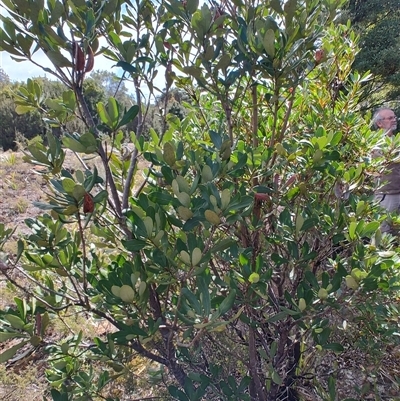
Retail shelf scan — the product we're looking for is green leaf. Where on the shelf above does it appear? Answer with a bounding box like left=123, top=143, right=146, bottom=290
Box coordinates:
left=5, top=314, right=25, bottom=330
left=72, top=185, right=86, bottom=201
left=63, top=136, right=87, bottom=153
left=197, top=276, right=211, bottom=316
left=16, top=239, right=24, bottom=263
left=63, top=205, right=79, bottom=215
left=97, top=101, right=112, bottom=127
left=79, top=133, right=98, bottom=152
left=263, top=29, right=275, bottom=57
left=117, top=105, right=139, bottom=128
left=62, top=178, right=75, bottom=193
left=47, top=131, right=61, bottom=159
left=168, top=385, right=190, bottom=401
left=15, top=297, right=27, bottom=321
left=284, top=0, right=297, bottom=25
left=17, top=33, right=32, bottom=53
left=0, top=331, right=25, bottom=343
left=305, top=270, right=319, bottom=288
left=62, top=89, right=76, bottom=110
left=0, top=340, right=29, bottom=363
left=191, top=10, right=206, bottom=38
left=148, top=191, right=174, bottom=205
left=348, top=221, right=357, bottom=240
left=209, top=238, right=236, bottom=253
left=0, top=39, right=24, bottom=56
left=209, top=130, right=222, bottom=149
left=116, top=60, right=138, bottom=75
left=101, top=0, right=119, bottom=17
left=295, top=213, right=304, bottom=235
left=15, top=104, right=36, bottom=114
left=182, top=217, right=202, bottom=231
left=92, top=190, right=108, bottom=203
left=26, top=144, right=51, bottom=165
left=41, top=312, right=50, bottom=336
left=181, top=287, right=202, bottom=315
left=215, top=54, right=231, bottom=72
left=1, top=19, right=15, bottom=41
left=248, top=272, right=260, bottom=283
left=328, top=376, right=336, bottom=401
left=85, top=7, right=95, bottom=36
left=227, top=195, right=253, bottom=211
left=163, top=142, right=176, bottom=167
left=186, top=0, right=199, bottom=14
left=107, top=97, right=119, bottom=128
left=124, top=324, right=149, bottom=337
left=84, top=166, right=102, bottom=192
left=270, top=0, right=283, bottom=13
left=50, top=389, right=69, bottom=401
left=217, top=289, right=236, bottom=316
left=149, top=127, right=159, bottom=145
left=122, top=239, right=148, bottom=252
left=271, top=369, right=282, bottom=385
left=33, top=201, right=59, bottom=211
left=360, top=221, right=379, bottom=236
left=50, top=1, right=66, bottom=24
left=322, top=343, right=344, bottom=352
left=266, top=311, right=288, bottom=323
left=46, top=50, right=72, bottom=68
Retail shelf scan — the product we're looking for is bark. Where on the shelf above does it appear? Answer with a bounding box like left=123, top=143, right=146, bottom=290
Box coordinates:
left=149, top=285, right=187, bottom=386
left=249, top=326, right=267, bottom=401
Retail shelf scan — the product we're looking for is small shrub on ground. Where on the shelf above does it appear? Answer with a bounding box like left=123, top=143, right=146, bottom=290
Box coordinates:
left=12, top=198, right=29, bottom=214
left=2, top=153, right=17, bottom=166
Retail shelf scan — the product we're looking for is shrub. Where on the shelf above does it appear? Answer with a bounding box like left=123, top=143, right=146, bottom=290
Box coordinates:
left=0, top=1, right=399, bottom=400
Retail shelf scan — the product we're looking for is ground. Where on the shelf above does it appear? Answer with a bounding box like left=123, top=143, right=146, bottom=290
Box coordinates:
left=0, top=151, right=44, bottom=241
left=0, top=150, right=54, bottom=400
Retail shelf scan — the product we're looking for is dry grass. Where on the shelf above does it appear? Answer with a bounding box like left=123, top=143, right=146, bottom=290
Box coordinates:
left=0, top=363, right=48, bottom=401
left=0, top=151, right=45, bottom=238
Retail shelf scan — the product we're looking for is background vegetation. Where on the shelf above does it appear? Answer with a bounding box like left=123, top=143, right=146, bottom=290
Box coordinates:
left=2, top=0, right=400, bottom=152
left=0, top=68, right=187, bottom=151
left=345, top=0, right=400, bottom=110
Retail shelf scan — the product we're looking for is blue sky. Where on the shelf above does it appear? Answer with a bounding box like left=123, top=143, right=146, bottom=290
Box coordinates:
left=1, top=50, right=74, bottom=82
left=1, top=49, right=168, bottom=100
left=0, top=3, right=169, bottom=97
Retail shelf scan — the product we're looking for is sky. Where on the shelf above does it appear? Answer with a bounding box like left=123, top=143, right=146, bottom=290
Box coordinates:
left=0, top=49, right=163, bottom=97
left=0, top=48, right=118, bottom=81
left=0, top=2, right=169, bottom=98
left=0, top=52, right=47, bottom=82
left=0, top=5, right=76, bottom=82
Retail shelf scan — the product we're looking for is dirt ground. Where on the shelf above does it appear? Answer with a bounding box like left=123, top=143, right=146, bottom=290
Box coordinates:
left=0, top=152, right=44, bottom=238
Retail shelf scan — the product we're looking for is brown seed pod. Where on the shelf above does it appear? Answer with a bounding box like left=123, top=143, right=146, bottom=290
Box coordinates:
left=254, top=193, right=270, bottom=201
left=315, top=49, right=324, bottom=64
left=85, top=45, right=95, bottom=73
left=72, top=41, right=85, bottom=72
left=83, top=192, right=94, bottom=213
